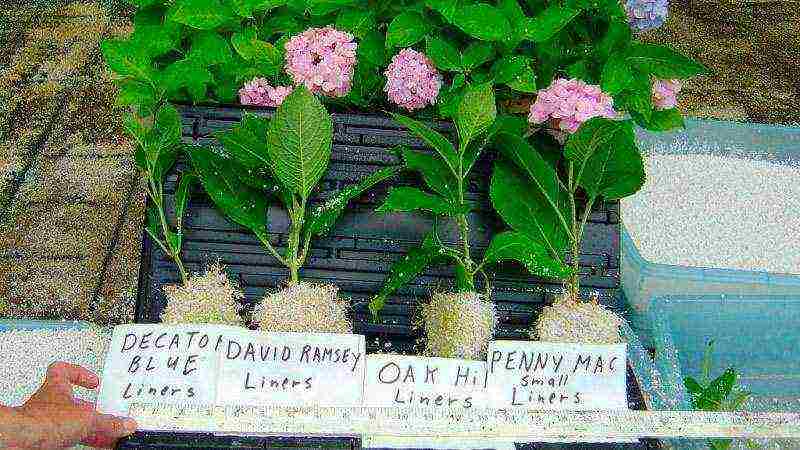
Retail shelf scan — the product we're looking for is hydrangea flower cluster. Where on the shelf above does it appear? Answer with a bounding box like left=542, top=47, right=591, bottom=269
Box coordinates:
left=652, top=79, right=681, bottom=110
left=284, top=26, right=357, bottom=98
left=625, top=0, right=669, bottom=31
left=238, top=78, right=294, bottom=107
left=384, top=49, right=442, bottom=111
left=528, top=78, right=617, bottom=133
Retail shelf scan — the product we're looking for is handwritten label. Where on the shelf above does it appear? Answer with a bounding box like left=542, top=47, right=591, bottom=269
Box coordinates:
left=97, top=325, right=366, bottom=416
left=217, top=330, right=365, bottom=407
left=486, top=341, right=627, bottom=410
left=364, top=355, right=489, bottom=409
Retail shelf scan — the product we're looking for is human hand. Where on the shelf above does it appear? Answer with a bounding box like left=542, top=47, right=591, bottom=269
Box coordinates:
left=13, top=362, right=137, bottom=449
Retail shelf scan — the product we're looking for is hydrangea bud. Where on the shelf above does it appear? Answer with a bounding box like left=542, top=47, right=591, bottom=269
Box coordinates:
left=528, top=78, right=617, bottom=133
left=625, top=0, right=669, bottom=31
left=652, top=79, right=681, bottom=110
left=284, top=26, right=357, bottom=98
left=239, top=78, right=294, bottom=107
left=384, top=49, right=442, bottom=111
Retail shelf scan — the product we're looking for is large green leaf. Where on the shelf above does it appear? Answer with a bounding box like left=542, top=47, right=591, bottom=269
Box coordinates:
left=126, top=0, right=162, bottom=6
left=456, top=82, right=496, bottom=150
left=390, top=113, right=459, bottom=179
left=426, top=35, right=461, bottom=72
left=386, top=11, right=431, bottom=48
left=401, top=146, right=458, bottom=200
left=306, top=166, right=400, bottom=238
left=460, top=41, right=494, bottom=71
left=600, top=54, right=634, bottom=95
left=115, top=79, right=158, bottom=115
left=231, top=26, right=282, bottom=72
left=426, top=0, right=459, bottom=22
left=573, top=121, right=645, bottom=200
left=308, top=0, right=358, bottom=15
left=189, top=145, right=269, bottom=235
left=214, top=113, right=271, bottom=170
left=523, top=5, right=581, bottom=43
left=358, top=30, right=386, bottom=66
left=266, top=86, right=333, bottom=199
left=496, top=0, right=526, bottom=49
left=160, top=58, right=213, bottom=102
left=452, top=4, right=511, bottom=41
left=369, top=234, right=446, bottom=317
left=482, top=231, right=572, bottom=278
left=630, top=108, right=685, bottom=132
left=490, top=161, right=571, bottom=257
left=231, top=0, right=286, bottom=17
left=625, top=43, right=709, bottom=79
left=335, top=9, right=376, bottom=39
left=131, top=6, right=183, bottom=58
left=493, top=132, right=572, bottom=240
left=101, top=39, right=155, bottom=82
left=376, top=187, right=468, bottom=216
left=167, top=0, right=236, bottom=30
left=188, top=31, right=233, bottom=66
left=563, top=117, right=625, bottom=166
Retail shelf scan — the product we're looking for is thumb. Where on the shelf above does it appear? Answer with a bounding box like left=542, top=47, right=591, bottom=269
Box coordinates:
left=81, top=413, right=138, bottom=449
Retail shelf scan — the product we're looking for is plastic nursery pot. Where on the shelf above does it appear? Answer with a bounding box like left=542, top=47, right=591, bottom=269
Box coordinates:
left=133, top=104, right=661, bottom=450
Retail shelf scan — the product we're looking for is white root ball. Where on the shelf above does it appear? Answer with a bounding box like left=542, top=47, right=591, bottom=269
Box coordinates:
left=254, top=282, right=352, bottom=334
left=422, top=291, right=497, bottom=360
left=533, top=291, right=622, bottom=344
left=161, top=263, right=244, bottom=326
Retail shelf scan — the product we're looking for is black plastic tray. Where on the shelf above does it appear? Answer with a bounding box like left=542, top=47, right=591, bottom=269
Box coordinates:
left=132, top=104, right=657, bottom=450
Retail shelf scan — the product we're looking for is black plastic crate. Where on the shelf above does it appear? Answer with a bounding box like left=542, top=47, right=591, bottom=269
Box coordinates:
left=131, top=105, right=658, bottom=450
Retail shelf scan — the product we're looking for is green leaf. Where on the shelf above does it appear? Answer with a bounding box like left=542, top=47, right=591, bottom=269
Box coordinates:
left=506, top=60, right=537, bottom=93
left=426, top=0, right=459, bottom=22
left=706, top=368, right=737, bottom=408
left=231, top=0, right=287, bottom=17
left=482, top=231, right=572, bottom=278
left=565, top=119, right=645, bottom=200
left=523, top=5, right=582, bottom=43
left=115, top=79, right=157, bottom=114
left=358, top=30, right=386, bottom=66
left=174, top=172, right=196, bottom=231
left=497, top=0, right=526, bottom=49
left=437, top=74, right=466, bottom=118
left=189, top=145, right=269, bottom=235
left=456, top=82, right=496, bottom=149
left=101, top=39, right=155, bottom=82
left=132, top=6, right=182, bottom=58
left=492, top=132, right=572, bottom=246
left=369, top=234, right=446, bottom=317
left=490, top=160, right=571, bottom=258
left=126, top=0, right=162, bottom=6
left=390, top=113, right=459, bottom=179
left=266, top=86, right=333, bottom=199
left=491, top=55, right=537, bottom=92
left=308, top=0, right=358, bottom=16
left=306, top=166, right=400, bottom=238
left=601, top=54, right=634, bottom=95
left=189, top=31, right=233, bottom=66
left=426, top=36, right=461, bottom=72
left=386, top=11, right=431, bottom=48
left=401, top=146, right=458, bottom=200
left=160, top=58, right=213, bottom=103
left=596, top=20, right=631, bottom=61
left=702, top=340, right=715, bottom=383
left=231, top=27, right=282, bottom=77
left=336, top=9, right=376, bottom=39
left=625, top=43, right=709, bottom=79
left=376, top=187, right=468, bottom=215
left=452, top=4, right=511, bottom=41
left=631, top=108, right=685, bottom=132
left=215, top=113, right=271, bottom=170
left=167, top=0, right=236, bottom=30
left=460, top=41, right=494, bottom=71
left=576, top=122, right=645, bottom=200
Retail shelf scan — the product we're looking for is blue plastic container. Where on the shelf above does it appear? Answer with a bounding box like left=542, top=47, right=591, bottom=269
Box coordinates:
left=623, top=119, right=800, bottom=344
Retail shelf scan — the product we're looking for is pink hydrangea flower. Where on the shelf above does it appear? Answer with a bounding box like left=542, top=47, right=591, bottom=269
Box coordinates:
left=284, top=26, right=357, bottom=98
left=239, top=78, right=294, bottom=107
left=384, top=49, right=442, bottom=111
left=529, top=78, right=617, bottom=133
left=652, top=79, right=681, bottom=110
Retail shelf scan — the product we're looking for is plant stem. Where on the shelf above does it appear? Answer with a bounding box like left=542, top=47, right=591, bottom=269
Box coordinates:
left=286, top=196, right=307, bottom=284
left=148, top=177, right=188, bottom=283
left=567, top=162, right=579, bottom=301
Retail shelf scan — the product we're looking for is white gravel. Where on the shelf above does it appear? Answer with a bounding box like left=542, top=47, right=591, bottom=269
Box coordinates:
left=622, top=154, right=800, bottom=274
left=0, top=327, right=110, bottom=407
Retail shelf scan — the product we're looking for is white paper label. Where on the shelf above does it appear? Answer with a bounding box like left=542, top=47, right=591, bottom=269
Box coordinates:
left=96, top=325, right=366, bottom=415
left=486, top=341, right=627, bottom=410
left=216, top=330, right=365, bottom=407
left=364, top=355, right=488, bottom=409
